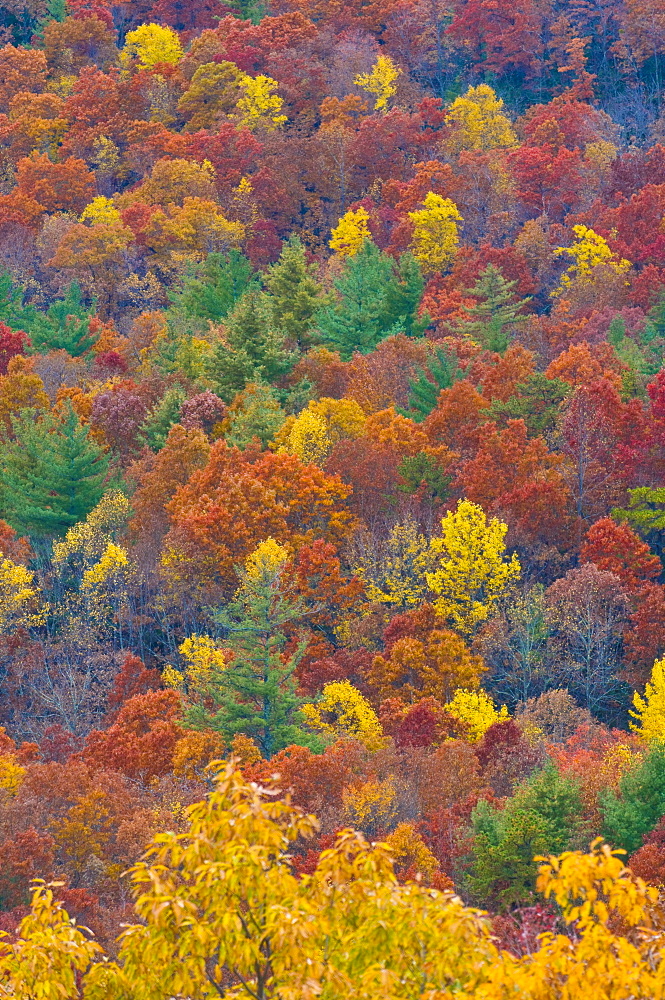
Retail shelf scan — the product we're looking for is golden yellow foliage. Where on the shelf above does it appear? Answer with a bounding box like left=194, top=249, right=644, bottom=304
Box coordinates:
left=0, top=883, right=102, bottom=999
left=17, top=763, right=665, bottom=1000
left=279, top=407, right=331, bottom=465
left=0, top=754, right=26, bottom=796
left=329, top=206, right=371, bottom=256
left=385, top=822, right=439, bottom=880
left=408, top=192, right=463, bottom=274
left=553, top=224, right=631, bottom=296
left=0, top=556, right=40, bottom=633
left=81, top=542, right=129, bottom=590
left=302, top=680, right=386, bottom=751
left=244, top=537, right=289, bottom=584
left=445, top=687, right=509, bottom=742
left=310, top=396, right=367, bottom=441
left=121, top=23, right=183, bottom=69
left=427, top=499, right=521, bottom=635
left=446, top=83, right=518, bottom=152
left=79, top=195, right=121, bottom=226
left=53, top=491, right=131, bottom=567
left=342, top=777, right=397, bottom=835
left=234, top=74, right=287, bottom=131
left=354, top=55, right=400, bottom=112
left=179, top=634, right=227, bottom=690
left=353, top=517, right=433, bottom=608
left=630, top=657, right=665, bottom=743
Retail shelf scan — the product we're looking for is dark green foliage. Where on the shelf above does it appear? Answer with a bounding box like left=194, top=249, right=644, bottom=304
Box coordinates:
left=400, top=345, right=462, bottom=422
left=316, top=242, right=427, bottom=359
left=206, top=291, right=298, bottom=402
left=0, top=404, right=109, bottom=538
left=397, top=452, right=452, bottom=501
left=601, top=745, right=665, bottom=854
left=468, top=764, right=582, bottom=909
left=220, top=0, right=265, bottom=24
left=455, top=264, right=531, bottom=354
left=382, top=252, right=430, bottom=340
left=168, top=251, right=258, bottom=323
left=0, top=274, right=97, bottom=357
left=185, top=569, right=321, bottom=758
left=264, top=236, right=331, bottom=348
left=139, top=387, right=186, bottom=452
left=36, top=0, right=68, bottom=35
left=488, top=373, right=571, bottom=437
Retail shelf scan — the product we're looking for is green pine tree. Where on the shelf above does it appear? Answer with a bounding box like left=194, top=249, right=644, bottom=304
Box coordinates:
left=35, top=0, right=68, bottom=36
left=206, top=291, right=297, bottom=402
left=316, top=241, right=427, bottom=359
left=455, top=264, right=531, bottom=354
left=400, top=345, right=461, bottom=422
left=487, top=373, right=570, bottom=437
left=601, top=745, right=665, bottom=854
left=184, top=559, right=321, bottom=758
left=264, top=236, right=331, bottom=348
left=139, top=387, right=186, bottom=452
left=468, top=763, right=582, bottom=909
left=168, top=251, right=257, bottom=323
left=0, top=274, right=97, bottom=357
left=397, top=452, right=452, bottom=501
left=0, top=404, right=109, bottom=538
left=382, top=252, right=430, bottom=339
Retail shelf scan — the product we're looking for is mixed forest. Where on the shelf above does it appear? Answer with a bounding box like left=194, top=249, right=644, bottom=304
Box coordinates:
left=6, top=0, right=665, bottom=994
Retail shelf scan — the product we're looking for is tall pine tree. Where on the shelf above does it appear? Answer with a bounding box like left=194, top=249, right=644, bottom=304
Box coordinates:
left=184, top=541, right=321, bottom=757
left=168, top=251, right=257, bottom=323
left=264, top=236, right=331, bottom=348
left=401, top=345, right=462, bottom=422
left=206, top=291, right=297, bottom=401
left=316, top=241, right=427, bottom=359
left=0, top=274, right=97, bottom=357
left=455, top=264, right=531, bottom=353
left=0, top=403, right=109, bottom=537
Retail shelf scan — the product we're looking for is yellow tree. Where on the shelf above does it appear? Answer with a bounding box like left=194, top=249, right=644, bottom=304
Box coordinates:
left=11, top=764, right=665, bottom=1000
left=408, top=192, right=463, bottom=274
left=630, top=657, right=665, bottom=743
left=178, top=61, right=244, bottom=131
left=353, top=517, right=433, bottom=609
left=354, top=55, right=401, bottom=112
left=121, top=23, right=183, bottom=69
left=163, top=633, right=228, bottom=694
left=445, top=84, right=518, bottom=153
left=427, top=499, right=521, bottom=635
left=302, top=680, right=386, bottom=751
left=0, top=555, right=40, bottom=633
left=309, top=396, right=366, bottom=443
left=445, top=688, right=509, bottom=742
left=329, top=206, right=371, bottom=256
left=0, top=882, right=102, bottom=1000
left=553, top=224, right=631, bottom=296
left=234, top=74, right=287, bottom=131
left=80, top=196, right=121, bottom=226
left=279, top=407, right=331, bottom=466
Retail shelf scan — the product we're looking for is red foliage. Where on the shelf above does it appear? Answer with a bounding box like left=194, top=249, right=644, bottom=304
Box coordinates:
left=0, top=323, right=29, bottom=375
left=106, top=653, right=162, bottom=720
left=82, top=690, right=184, bottom=783
left=581, top=518, right=661, bottom=592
